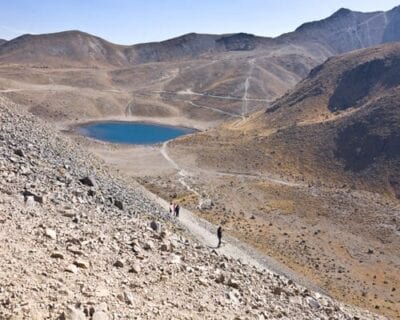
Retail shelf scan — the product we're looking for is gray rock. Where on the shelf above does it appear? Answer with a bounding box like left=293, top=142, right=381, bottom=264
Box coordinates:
left=79, top=175, right=97, bottom=188
left=142, top=241, right=153, bottom=251
left=14, top=149, right=25, bottom=157
left=305, top=296, right=321, bottom=310
left=113, top=259, right=124, bottom=268
left=160, top=242, right=170, bottom=252
left=50, top=251, right=65, bottom=259
left=198, top=198, right=213, bottom=210
left=215, top=273, right=225, bottom=284
left=227, top=278, right=240, bottom=289
left=114, top=199, right=124, bottom=210
left=150, top=220, right=161, bottom=233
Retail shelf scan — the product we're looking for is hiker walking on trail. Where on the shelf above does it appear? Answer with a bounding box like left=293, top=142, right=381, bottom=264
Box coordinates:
left=217, top=226, right=222, bottom=248
left=169, top=202, right=175, bottom=216
left=174, top=204, right=180, bottom=218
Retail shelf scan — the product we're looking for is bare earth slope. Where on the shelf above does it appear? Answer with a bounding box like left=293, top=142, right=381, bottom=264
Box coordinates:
left=167, top=43, right=400, bottom=318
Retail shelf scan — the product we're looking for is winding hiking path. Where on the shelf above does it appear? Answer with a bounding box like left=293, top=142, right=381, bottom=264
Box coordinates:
left=141, top=159, right=324, bottom=294
left=160, top=141, right=200, bottom=196
left=154, top=89, right=270, bottom=102
left=156, top=140, right=324, bottom=293
left=161, top=140, right=305, bottom=191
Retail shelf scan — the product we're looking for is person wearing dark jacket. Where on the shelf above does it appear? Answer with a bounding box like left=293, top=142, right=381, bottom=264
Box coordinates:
left=217, top=226, right=222, bottom=248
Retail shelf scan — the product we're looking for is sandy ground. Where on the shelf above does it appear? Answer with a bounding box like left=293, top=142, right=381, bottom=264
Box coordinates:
left=89, top=144, right=176, bottom=177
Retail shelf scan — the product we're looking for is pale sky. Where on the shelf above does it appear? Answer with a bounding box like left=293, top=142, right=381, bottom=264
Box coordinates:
left=1, top=0, right=399, bottom=45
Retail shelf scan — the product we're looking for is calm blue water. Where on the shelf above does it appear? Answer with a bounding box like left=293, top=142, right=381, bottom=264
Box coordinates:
left=79, top=121, right=193, bottom=145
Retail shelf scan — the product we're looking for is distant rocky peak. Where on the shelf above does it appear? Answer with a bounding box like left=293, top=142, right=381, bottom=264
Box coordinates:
left=216, top=33, right=258, bottom=51
left=331, top=8, right=353, bottom=18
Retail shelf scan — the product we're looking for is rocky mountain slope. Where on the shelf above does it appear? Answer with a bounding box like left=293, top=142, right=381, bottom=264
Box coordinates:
left=0, top=96, right=385, bottom=319
left=166, top=43, right=400, bottom=319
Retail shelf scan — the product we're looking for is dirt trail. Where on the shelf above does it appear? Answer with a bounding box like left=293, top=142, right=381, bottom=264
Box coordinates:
left=242, top=58, right=256, bottom=116
left=155, top=140, right=325, bottom=293
left=189, top=101, right=243, bottom=118
left=161, top=140, right=305, bottom=191
left=161, top=141, right=200, bottom=196
left=140, top=182, right=325, bottom=294
left=154, top=89, right=270, bottom=102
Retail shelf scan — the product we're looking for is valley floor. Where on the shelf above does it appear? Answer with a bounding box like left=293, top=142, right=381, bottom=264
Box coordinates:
left=83, top=136, right=400, bottom=320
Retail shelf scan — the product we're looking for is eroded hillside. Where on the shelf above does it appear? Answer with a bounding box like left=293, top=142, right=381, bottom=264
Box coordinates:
left=164, top=43, right=400, bottom=318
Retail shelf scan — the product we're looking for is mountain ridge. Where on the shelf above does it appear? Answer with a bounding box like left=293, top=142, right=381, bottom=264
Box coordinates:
left=1, top=5, right=400, bottom=67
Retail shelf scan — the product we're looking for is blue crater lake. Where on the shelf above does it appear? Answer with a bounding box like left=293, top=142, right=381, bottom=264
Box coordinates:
left=79, top=121, right=194, bottom=145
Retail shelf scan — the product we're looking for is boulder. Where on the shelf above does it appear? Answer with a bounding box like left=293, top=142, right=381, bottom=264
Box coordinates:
left=65, top=264, right=79, bottom=274
left=79, top=176, right=97, bottom=188
left=60, top=306, right=86, bottom=320
left=73, top=259, right=89, bottom=269
left=50, top=251, right=65, bottom=259
left=198, top=198, right=213, bottom=210
left=92, top=311, right=110, bottom=320
left=45, top=228, right=57, bottom=240
left=14, top=149, right=25, bottom=157
left=114, top=199, right=124, bottom=210
left=113, top=260, right=124, bottom=268
left=128, top=263, right=141, bottom=274
left=150, top=220, right=161, bottom=233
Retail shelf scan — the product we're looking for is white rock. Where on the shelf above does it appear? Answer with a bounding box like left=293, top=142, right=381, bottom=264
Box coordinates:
left=61, top=306, right=86, bottom=320
left=124, top=291, right=135, bottom=305
left=45, top=228, right=57, bottom=240
left=170, top=254, right=182, bottom=264
left=129, top=263, right=141, bottom=274
left=25, top=195, right=35, bottom=207
left=198, top=277, right=208, bottom=286
left=198, top=198, right=213, bottom=210
left=92, top=310, right=110, bottom=320
left=73, top=259, right=89, bottom=269
left=65, top=264, right=78, bottom=274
